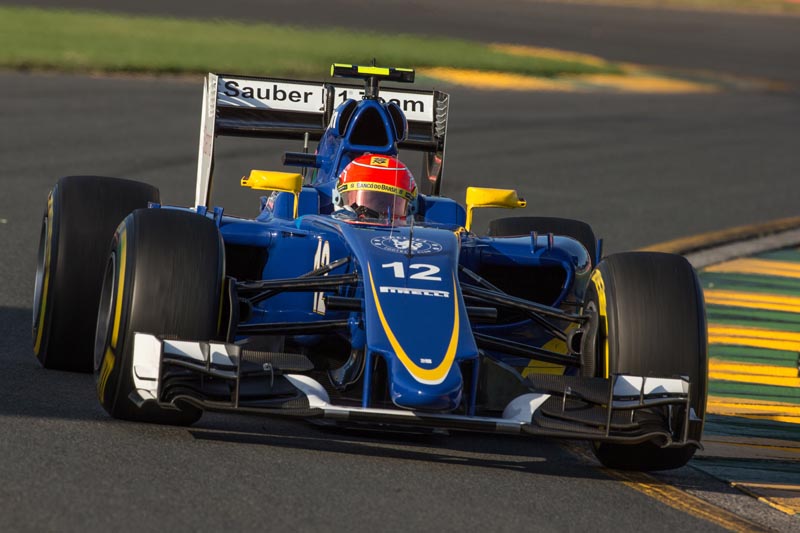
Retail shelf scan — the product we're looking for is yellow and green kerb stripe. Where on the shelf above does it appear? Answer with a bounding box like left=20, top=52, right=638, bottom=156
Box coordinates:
left=699, top=246, right=800, bottom=428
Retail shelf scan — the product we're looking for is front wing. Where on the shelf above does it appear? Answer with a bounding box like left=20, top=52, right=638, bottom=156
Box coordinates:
left=131, top=334, right=701, bottom=448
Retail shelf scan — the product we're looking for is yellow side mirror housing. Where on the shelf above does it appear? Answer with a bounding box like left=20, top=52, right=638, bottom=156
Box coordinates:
left=465, top=187, right=527, bottom=231
left=241, top=170, right=303, bottom=218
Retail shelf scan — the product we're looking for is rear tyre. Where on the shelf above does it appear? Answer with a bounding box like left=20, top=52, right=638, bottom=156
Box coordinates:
left=488, top=216, right=597, bottom=264
left=95, top=208, right=225, bottom=425
left=582, top=252, right=707, bottom=471
left=32, top=176, right=159, bottom=372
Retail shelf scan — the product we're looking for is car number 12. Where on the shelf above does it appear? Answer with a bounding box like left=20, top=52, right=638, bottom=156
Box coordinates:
left=381, top=261, right=441, bottom=281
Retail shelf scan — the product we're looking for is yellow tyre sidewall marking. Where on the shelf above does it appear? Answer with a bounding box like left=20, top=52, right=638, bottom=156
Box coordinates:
left=98, top=226, right=126, bottom=402
left=97, top=347, right=116, bottom=402
left=33, top=193, right=54, bottom=356
left=589, top=269, right=610, bottom=378
left=110, top=226, right=127, bottom=350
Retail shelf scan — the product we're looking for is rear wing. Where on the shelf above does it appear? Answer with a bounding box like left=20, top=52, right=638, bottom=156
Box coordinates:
left=196, top=73, right=450, bottom=207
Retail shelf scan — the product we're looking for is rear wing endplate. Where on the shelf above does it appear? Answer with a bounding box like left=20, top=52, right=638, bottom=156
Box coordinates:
left=196, top=73, right=450, bottom=207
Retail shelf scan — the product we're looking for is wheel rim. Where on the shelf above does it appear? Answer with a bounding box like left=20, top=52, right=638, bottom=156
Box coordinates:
left=94, top=253, right=116, bottom=373
left=31, top=214, right=49, bottom=345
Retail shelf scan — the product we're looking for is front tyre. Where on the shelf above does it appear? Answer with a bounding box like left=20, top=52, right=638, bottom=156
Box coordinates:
left=95, top=208, right=225, bottom=425
left=582, top=252, right=707, bottom=471
left=32, top=176, right=159, bottom=372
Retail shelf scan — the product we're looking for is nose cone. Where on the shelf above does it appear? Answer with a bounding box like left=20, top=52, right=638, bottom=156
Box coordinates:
left=389, top=359, right=463, bottom=411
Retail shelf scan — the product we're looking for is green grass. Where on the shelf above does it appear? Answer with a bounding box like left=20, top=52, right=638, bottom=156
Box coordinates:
left=552, top=0, right=800, bottom=15
left=0, top=7, right=622, bottom=78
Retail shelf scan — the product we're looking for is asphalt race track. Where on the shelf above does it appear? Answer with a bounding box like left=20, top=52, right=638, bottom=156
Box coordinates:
left=1, top=1, right=799, bottom=531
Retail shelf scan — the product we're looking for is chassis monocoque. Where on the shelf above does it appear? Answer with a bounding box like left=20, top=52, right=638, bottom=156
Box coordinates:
left=32, top=64, right=707, bottom=471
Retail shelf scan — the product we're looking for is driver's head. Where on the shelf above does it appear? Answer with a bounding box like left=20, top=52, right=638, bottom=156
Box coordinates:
left=335, top=154, right=417, bottom=224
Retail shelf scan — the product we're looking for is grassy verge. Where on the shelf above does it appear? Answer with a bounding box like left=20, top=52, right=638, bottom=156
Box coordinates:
left=0, top=7, right=621, bottom=78
left=543, top=0, right=800, bottom=15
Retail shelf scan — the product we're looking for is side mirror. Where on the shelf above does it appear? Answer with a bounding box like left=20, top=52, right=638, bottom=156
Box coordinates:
left=241, top=170, right=303, bottom=218
left=465, top=187, right=527, bottom=231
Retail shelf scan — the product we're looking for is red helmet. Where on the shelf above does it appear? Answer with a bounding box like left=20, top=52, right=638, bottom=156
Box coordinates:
left=335, top=154, right=417, bottom=223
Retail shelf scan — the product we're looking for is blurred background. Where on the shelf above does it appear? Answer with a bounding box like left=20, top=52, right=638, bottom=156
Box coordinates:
left=1, top=1, right=799, bottom=531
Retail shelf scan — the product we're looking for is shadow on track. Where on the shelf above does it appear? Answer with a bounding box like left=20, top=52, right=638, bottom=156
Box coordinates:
left=189, top=424, right=610, bottom=479
left=7, top=304, right=791, bottom=498
left=0, top=305, right=107, bottom=422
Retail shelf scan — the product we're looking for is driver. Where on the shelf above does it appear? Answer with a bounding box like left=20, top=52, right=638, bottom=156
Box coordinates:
left=333, top=154, right=417, bottom=224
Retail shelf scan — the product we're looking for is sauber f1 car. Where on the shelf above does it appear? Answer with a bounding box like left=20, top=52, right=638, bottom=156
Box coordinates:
left=32, top=64, right=707, bottom=471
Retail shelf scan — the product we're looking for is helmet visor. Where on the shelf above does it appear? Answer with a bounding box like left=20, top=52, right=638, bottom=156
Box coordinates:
left=341, top=189, right=409, bottom=223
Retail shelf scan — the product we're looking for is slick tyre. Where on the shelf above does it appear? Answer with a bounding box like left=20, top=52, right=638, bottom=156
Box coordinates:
left=488, top=216, right=597, bottom=264
left=32, top=176, right=159, bottom=372
left=95, top=208, right=225, bottom=425
left=582, top=252, right=707, bottom=471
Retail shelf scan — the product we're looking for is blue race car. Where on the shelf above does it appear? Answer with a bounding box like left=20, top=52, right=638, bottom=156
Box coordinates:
left=32, top=64, right=707, bottom=471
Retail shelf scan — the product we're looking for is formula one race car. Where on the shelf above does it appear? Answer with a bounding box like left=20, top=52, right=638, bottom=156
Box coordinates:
left=32, top=64, right=707, bottom=471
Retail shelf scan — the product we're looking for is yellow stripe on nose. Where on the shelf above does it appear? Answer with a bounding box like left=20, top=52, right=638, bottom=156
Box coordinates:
left=368, top=263, right=459, bottom=385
